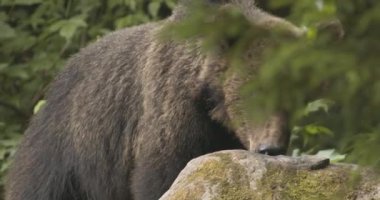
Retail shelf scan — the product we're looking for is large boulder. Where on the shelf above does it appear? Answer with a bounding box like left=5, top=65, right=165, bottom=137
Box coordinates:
left=160, top=150, right=380, bottom=200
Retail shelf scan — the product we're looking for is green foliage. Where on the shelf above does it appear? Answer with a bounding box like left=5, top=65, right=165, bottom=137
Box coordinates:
left=0, top=0, right=175, bottom=197
left=248, top=0, right=380, bottom=166
left=169, top=0, right=380, bottom=166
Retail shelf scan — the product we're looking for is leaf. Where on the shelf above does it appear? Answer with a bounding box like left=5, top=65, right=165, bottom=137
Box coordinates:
left=33, top=100, right=47, bottom=114
left=115, top=13, right=149, bottom=28
left=0, top=160, right=11, bottom=173
left=0, top=12, right=8, bottom=22
left=165, top=0, right=176, bottom=9
left=14, top=0, right=42, bottom=5
left=5, top=65, right=29, bottom=80
left=304, top=124, right=333, bottom=136
left=124, top=0, right=137, bottom=10
left=49, top=17, right=87, bottom=41
left=148, top=1, right=161, bottom=18
left=0, top=139, right=19, bottom=147
left=1, top=0, right=42, bottom=6
left=316, top=149, right=346, bottom=163
left=48, top=20, right=65, bottom=33
left=30, top=52, right=61, bottom=71
left=107, top=0, right=122, bottom=9
left=59, top=23, right=79, bottom=41
left=304, top=99, right=335, bottom=116
left=292, top=148, right=300, bottom=157
left=59, top=18, right=87, bottom=41
left=1, top=32, right=37, bottom=53
left=0, top=63, right=9, bottom=71
left=0, top=149, right=6, bottom=160
left=0, top=22, right=16, bottom=39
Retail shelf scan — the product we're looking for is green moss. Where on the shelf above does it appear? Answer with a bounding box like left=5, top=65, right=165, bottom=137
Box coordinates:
left=210, top=153, right=258, bottom=200
left=257, top=165, right=354, bottom=200
left=181, top=153, right=260, bottom=200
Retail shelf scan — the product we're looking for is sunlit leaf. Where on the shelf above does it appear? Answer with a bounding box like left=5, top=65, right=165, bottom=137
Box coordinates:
left=60, top=18, right=87, bottom=41
left=316, top=149, right=346, bottom=163
left=33, top=100, right=47, bottom=114
left=305, top=124, right=333, bottom=136
left=304, top=99, right=335, bottom=116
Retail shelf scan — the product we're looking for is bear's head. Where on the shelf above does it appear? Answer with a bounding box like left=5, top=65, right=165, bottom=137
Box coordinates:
left=192, top=39, right=290, bottom=156
left=178, top=0, right=341, bottom=155
left=177, top=0, right=299, bottom=156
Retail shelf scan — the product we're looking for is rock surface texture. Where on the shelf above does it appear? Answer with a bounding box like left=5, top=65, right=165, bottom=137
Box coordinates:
left=159, top=150, right=380, bottom=200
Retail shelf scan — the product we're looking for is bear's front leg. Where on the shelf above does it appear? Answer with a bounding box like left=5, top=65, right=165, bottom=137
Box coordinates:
left=130, top=149, right=190, bottom=200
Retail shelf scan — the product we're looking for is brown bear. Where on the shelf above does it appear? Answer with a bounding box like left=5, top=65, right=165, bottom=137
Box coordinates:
left=5, top=0, right=310, bottom=200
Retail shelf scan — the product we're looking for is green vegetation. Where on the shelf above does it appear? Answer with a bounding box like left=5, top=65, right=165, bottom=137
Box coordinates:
left=0, top=0, right=379, bottom=198
left=0, top=0, right=175, bottom=197
left=167, top=0, right=379, bottom=166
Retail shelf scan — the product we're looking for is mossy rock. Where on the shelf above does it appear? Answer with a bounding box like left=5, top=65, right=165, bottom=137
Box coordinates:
left=160, top=150, right=380, bottom=200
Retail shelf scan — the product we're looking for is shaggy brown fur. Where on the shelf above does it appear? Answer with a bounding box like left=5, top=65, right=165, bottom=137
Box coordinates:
left=6, top=1, right=305, bottom=200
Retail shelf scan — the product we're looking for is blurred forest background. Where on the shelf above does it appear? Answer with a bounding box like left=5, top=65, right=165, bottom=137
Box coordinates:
left=0, top=0, right=379, bottom=198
